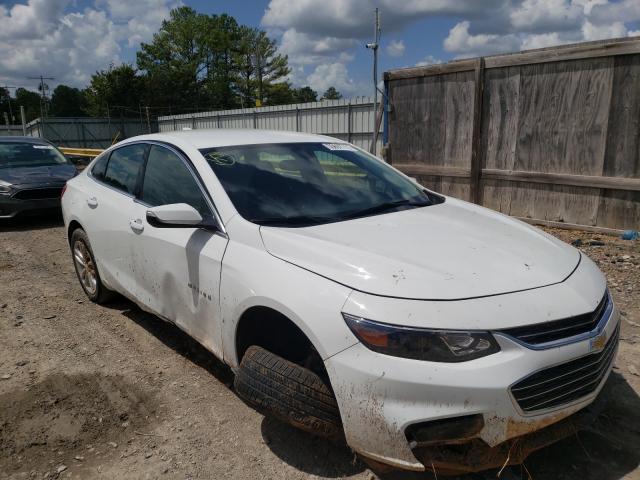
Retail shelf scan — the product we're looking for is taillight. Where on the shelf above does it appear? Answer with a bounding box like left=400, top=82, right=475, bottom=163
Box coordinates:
left=61, top=183, right=68, bottom=198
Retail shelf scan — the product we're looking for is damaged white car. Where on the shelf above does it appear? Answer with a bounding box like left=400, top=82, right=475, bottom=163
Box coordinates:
left=61, top=130, right=618, bottom=474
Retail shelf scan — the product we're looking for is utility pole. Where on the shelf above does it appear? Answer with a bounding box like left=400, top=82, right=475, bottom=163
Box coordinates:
left=366, top=8, right=381, bottom=155
left=27, top=75, right=55, bottom=119
left=145, top=106, right=151, bottom=133
left=20, top=105, right=26, bottom=135
left=3, top=85, right=20, bottom=123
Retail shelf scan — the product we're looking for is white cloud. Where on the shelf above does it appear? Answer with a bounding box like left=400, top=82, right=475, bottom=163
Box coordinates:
left=306, top=63, right=360, bottom=96
left=509, top=0, right=583, bottom=33
left=262, top=0, right=500, bottom=38
left=415, top=55, right=442, bottom=66
left=582, top=20, right=628, bottom=40
left=629, top=30, right=640, bottom=37
left=0, top=0, right=177, bottom=89
left=444, top=21, right=520, bottom=56
left=280, top=28, right=357, bottom=66
left=386, top=40, right=405, bottom=57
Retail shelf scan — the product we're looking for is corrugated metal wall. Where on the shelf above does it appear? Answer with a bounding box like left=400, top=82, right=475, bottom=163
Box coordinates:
left=23, top=117, right=156, bottom=148
left=157, top=97, right=382, bottom=152
left=0, top=126, right=24, bottom=137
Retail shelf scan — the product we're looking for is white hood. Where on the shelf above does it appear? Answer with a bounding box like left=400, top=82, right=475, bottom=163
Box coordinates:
left=259, top=198, right=580, bottom=300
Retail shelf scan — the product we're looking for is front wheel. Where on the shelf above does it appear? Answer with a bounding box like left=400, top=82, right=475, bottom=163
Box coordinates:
left=70, top=228, right=113, bottom=304
left=235, top=345, right=344, bottom=441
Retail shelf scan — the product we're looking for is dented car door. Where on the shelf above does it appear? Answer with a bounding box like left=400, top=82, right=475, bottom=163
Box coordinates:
left=130, top=143, right=227, bottom=359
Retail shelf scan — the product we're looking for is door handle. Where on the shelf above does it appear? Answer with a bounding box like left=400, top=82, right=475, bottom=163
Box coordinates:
left=87, top=196, right=98, bottom=208
left=129, top=218, right=144, bottom=233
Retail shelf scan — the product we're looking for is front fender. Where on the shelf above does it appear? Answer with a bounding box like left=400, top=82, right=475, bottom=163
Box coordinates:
left=219, top=237, right=358, bottom=369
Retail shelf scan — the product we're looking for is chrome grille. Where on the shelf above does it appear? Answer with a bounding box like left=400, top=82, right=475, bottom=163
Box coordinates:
left=511, top=325, right=618, bottom=413
left=500, top=293, right=609, bottom=346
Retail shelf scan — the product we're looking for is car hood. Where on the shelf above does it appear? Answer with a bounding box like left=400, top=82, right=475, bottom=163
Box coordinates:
left=0, top=164, right=76, bottom=185
left=260, top=198, right=580, bottom=300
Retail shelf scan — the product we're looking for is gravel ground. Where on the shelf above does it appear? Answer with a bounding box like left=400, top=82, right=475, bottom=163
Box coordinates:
left=1, top=215, right=639, bottom=480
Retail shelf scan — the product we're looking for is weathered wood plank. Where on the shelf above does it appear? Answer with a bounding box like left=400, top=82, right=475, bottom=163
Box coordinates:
left=394, top=164, right=470, bottom=178
left=388, top=75, right=446, bottom=166
left=385, top=59, right=477, bottom=80
left=443, top=71, right=474, bottom=168
left=516, top=217, right=625, bottom=236
left=480, top=66, right=521, bottom=214
left=415, top=175, right=470, bottom=201
left=482, top=169, right=640, bottom=191
left=469, top=58, right=485, bottom=204
left=597, top=55, right=640, bottom=229
left=484, top=37, right=640, bottom=69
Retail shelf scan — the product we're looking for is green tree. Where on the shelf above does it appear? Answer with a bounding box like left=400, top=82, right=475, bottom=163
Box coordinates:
left=264, top=82, right=295, bottom=105
left=137, top=6, right=209, bottom=112
left=0, top=87, right=13, bottom=124
left=234, top=26, right=258, bottom=107
left=321, top=86, right=342, bottom=100
left=293, top=86, right=318, bottom=103
left=84, top=64, right=145, bottom=117
left=251, top=30, right=290, bottom=105
left=14, top=88, right=42, bottom=123
left=202, top=14, right=242, bottom=109
left=49, top=85, right=87, bottom=117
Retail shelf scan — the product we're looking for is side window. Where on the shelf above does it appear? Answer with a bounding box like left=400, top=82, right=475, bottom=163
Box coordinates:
left=103, top=144, right=147, bottom=194
left=90, top=152, right=109, bottom=181
left=141, top=145, right=211, bottom=218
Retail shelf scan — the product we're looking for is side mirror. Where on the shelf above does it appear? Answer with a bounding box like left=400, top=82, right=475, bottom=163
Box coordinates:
left=146, top=203, right=203, bottom=228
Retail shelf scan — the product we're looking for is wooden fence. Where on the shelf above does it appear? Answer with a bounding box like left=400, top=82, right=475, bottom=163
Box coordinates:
left=384, top=37, right=640, bottom=232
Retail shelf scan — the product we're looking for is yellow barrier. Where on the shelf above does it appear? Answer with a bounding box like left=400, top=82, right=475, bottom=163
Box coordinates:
left=59, top=147, right=104, bottom=158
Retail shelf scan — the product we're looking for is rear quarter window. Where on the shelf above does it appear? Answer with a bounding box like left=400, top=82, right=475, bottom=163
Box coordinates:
left=90, top=153, right=109, bottom=181
left=102, top=144, right=147, bottom=194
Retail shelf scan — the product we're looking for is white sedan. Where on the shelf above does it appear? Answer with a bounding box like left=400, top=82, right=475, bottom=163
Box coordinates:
left=61, top=129, right=618, bottom=474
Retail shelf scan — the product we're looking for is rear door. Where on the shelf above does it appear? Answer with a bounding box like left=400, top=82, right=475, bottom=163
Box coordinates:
left=84, top=143, right=148, bottom=295
left=129, top=143, right=228, bottom=358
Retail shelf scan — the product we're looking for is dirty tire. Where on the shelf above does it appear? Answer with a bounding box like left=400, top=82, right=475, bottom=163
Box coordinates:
left=235, top=345, right=344, bottom=442
left=70, top=228, right=114, bottom=304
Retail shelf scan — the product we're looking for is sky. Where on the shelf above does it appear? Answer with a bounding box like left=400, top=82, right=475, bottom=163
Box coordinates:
left=1, top=0, right=640, bottom=99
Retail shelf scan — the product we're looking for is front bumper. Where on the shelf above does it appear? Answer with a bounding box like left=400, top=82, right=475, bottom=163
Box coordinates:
left=325, top=302, right=619, bottom=472
left=0, top=196, right=61, bottom=218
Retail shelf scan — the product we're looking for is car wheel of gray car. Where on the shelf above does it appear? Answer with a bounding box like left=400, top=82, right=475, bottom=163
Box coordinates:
left=235, top=345, right=344, bottom=441
left=70, top=228, right=113, bottom=304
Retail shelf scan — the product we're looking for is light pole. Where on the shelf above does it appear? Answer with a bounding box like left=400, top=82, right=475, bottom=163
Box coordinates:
left=366, top=8, right=381, bottom=155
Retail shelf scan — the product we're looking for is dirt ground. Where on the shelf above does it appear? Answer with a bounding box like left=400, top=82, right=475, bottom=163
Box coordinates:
left=1, top=215, right=639, bottom=480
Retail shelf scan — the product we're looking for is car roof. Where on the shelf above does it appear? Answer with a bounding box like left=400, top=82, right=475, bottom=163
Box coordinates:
left=0, top=136, right=53, bottom=145
left=125, top=129, right=348, bottom=150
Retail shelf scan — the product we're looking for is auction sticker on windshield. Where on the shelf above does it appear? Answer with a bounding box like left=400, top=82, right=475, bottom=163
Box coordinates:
left=323, top=143, right=357, bottom=151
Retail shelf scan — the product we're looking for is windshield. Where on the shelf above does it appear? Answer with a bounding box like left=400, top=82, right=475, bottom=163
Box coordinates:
left=0, top=142, right=71, bottom=169
left=201, top=142, right=442, bottom=226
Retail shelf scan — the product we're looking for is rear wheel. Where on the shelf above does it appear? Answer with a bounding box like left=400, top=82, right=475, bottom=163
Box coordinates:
left=235, top=345, right=344, bottom=441
left=70, top=228, right=113, bottom=304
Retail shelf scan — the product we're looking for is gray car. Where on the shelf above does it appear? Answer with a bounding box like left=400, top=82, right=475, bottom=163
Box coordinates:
left=0, top=137, right=77, bottom=218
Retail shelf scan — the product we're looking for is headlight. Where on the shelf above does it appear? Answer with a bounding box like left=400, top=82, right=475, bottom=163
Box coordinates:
left=343, top=313, right=500, bottom=362
left=0, top=180, right=12, bottom=195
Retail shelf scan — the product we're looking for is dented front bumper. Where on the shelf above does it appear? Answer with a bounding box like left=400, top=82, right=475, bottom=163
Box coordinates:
left=325, top=306, right=619, bottom=472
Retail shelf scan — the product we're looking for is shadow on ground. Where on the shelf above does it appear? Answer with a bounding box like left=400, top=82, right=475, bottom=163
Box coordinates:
left=260, top=416, right=366, bottom=477
left=108, top=298, right=640, bottom=480
left=116, top=299, right=233, bottom=387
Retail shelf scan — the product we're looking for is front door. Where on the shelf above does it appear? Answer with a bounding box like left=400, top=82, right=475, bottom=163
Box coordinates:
left=130, top=144, right=227, bottom=359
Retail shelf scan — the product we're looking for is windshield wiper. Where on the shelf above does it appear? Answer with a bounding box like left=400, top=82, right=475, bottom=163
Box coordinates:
left=250, top=215, right=332, bottom=227
left=340, top=198, right=431, bottom=221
